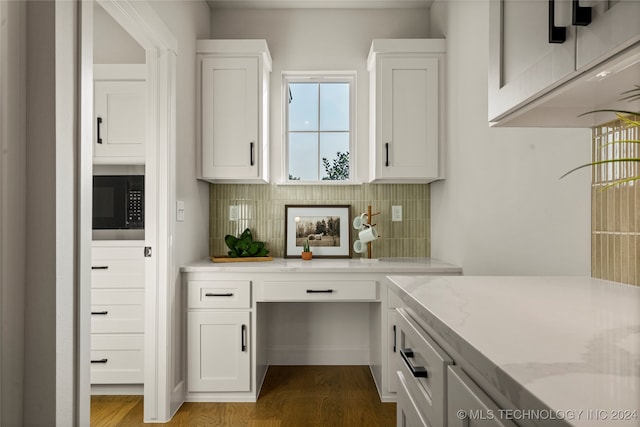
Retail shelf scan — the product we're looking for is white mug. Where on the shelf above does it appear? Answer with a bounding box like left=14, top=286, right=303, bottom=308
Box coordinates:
left=353, top=239, right=366, bottom=253
left=352, top=213, right=368, bottom=230
left=358, top=224, right=378, bottom=243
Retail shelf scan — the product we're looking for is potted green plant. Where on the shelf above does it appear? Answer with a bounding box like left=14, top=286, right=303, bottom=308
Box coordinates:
left=562, top=85, right=640, bottom=189
left=301, top=239, right=312, bottom=260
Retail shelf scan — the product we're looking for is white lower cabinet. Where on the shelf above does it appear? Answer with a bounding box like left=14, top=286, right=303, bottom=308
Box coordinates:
left=447, top=366, right=517, bottom=427
left=186, top=280, right=253, bottom=395
left=187, top=311, right=250, bottom=392
left=91, top=241, right=144, bottom=386
left=396, top=307, right=453, bottom=426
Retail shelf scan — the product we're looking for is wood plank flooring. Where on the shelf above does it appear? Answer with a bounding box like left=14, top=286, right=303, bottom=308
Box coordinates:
left=91, top=366, right=396, bottom=426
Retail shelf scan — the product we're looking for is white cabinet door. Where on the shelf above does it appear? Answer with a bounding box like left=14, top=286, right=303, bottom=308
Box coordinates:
left=397, top=371, right=429, bottom=427
left=201, top=57, right=260, bottom=180
left=488, top=0, right=575, bottom=122
left=387, top=309, right=399, bottom=394
left=371, top=54, right=441, bottom=182
left=94, top=80, right=146, bottom=164
left=576, top=0, right=640, bottom=69
left=187, top=311, right=251, bottom=392
left=447, top=366, right=518, bottom=427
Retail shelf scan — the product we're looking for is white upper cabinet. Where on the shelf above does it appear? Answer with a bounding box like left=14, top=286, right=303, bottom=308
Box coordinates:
left=489, top=0, right=640, bottom=127
left=197, top=40, right=271, bottom=183
left=93, top=65, right=146, bottom=164
left=368, top=39, right=445, bottom=183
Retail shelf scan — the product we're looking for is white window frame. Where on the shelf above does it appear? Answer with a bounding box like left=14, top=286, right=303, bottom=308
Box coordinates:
left=282, top=72, right=356, bottom=184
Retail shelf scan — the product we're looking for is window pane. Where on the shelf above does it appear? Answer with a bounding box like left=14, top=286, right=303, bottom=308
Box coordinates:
left=288, top=83, right=318, bottom=131
left=288, top=133, right=319, bottom=181
left=320, top=133, right=350, bottom=181
left=320, top=83, right=350, bottom=131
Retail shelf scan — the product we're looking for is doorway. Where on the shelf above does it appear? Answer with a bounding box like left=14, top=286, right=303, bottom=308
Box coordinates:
left=80, top=0, right=177, bottom=422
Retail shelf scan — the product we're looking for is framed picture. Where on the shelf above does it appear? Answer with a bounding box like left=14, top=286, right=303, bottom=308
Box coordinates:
left=285, top=205, right=352, bottom=258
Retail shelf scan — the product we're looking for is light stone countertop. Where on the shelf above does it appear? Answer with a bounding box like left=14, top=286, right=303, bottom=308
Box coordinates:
left=181, top=257, right=463, bottom=274
left=386, top=275, right=640, bottom=427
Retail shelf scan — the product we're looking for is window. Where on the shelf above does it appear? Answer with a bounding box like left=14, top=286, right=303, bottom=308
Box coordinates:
left=285, top=74, right=354, bottom=182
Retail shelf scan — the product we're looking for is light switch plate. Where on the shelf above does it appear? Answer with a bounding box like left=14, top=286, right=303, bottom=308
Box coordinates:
left=176, top=200, right=185, bottom=222
left=392, top=205, right=402, bottom=222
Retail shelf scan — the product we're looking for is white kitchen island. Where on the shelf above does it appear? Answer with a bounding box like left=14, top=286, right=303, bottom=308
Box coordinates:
left=386, top=275, right=640, bottom=427
left=180, top=257, right=462, bottom=403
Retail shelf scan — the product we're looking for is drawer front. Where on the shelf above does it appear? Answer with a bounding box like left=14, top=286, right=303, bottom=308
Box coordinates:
left=447, top=366, right=518, bottom=427
left=188, top=280, right=251, bottom=309
left=90, top=335, right=143, bottom=384
left=259, top=280, right=377, bottom=301
left=397, top=370, right=429, bottom=427
left=92, top=246, right=143, bottom=260
left=91, top=260, right=144, bottom=289
left=91, top=289, right=144, bottom=333
left=397, top=307, right=453, bottom=427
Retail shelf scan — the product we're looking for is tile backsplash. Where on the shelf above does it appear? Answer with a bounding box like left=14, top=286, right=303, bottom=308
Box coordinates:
left=591, top=115, right=640, bottom=286
left=209, top=184, right=430, bottom=259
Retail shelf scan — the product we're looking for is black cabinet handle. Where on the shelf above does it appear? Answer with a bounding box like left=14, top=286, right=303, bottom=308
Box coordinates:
left=385, top=142, right=390, bottom=167
left=250, top=142, right=254, bottom=166
left=393, top=325, right=397, bottom=353
left=205, top=293, right=234, bottom=297
left=548, top=0, right=567, bottom=43
left=91, top=266, right=109, bottom=270
left=306, top=289, right=334, bottom=293
left=572, top=0, right=591, bottom=26
left=91, top=358, right=108, bottom=364
left=400, top=348, right=429, bottom=378
left=97, top=117, right=103, bottom=144
left=91, top=311, right=108, bottom=315
left=241, top=324, right=247, bottom=352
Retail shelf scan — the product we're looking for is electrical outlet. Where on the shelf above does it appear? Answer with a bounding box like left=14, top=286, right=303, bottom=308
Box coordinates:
left=229, top=205, right=239, bottom=221
left=392, top=205, right=402, bottom=222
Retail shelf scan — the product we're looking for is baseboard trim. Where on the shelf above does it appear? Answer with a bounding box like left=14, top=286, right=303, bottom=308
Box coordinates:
left=91, top=384, right=143, bottom=395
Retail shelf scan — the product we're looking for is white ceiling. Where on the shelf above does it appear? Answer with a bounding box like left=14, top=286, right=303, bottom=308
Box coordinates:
left=206, top=0, right=433, bottom=9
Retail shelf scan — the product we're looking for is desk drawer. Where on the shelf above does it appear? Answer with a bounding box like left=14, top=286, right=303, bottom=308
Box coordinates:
left=259, top=280, right=377, bottom=301
left=91, top=289, right=144, bottom=333
left=188, top=280, right=251, bottom=309
left=396, top=307, right=452, bottom=426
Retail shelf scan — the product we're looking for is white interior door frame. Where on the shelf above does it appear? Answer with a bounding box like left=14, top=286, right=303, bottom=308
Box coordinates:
left=82, top=0, right=177, bottom=422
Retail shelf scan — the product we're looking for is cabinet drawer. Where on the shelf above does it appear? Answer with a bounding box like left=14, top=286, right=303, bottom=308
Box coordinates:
left=259, top=280, right=377, bottom=301
left=447, top=366, right=518, bottom=427
left=90, top=335, right=143, bottom=384
left=188, top=280, right=251, bottom=309
left=92, top=246, right=143, bottom=260
left=396, top=307, right=452, bottom=427
left=91, top=260, right=144, bottom=289
left=91, top=290, right=144, bottom=333
left=397, top=370, right=429, bottom=427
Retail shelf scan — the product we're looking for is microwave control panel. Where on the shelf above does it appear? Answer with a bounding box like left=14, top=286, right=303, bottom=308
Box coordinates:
left=127, top=189, right=144, bottom=227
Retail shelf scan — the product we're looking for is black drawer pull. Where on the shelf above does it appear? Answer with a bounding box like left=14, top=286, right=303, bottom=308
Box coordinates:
left=548, top=0, right=567, bottom=43
left=91, top=266, right=109, bottom=270
left=91, top=311, right=108, bottom=315
left=205, top=292, right=234, bottom=297
left=241, top=324, right=247, bottom=352
left=306, top=289, right=334, bottom=293
left=400, top=348, right=428, bottom=378
left=572, top=0, right=591, bottom=26
left=91, top=358, right=108, bottom=364
left=250, top=142, right=255, bottom=166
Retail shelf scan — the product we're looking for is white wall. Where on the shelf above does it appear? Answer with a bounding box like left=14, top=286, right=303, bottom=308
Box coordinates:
left=210, top=8, right=431, bottom=183
left=94, top=2, right=145, bottom=64
left=429, top=1, right=591, bottom=275
left=146, top=0, right=211, bottom=414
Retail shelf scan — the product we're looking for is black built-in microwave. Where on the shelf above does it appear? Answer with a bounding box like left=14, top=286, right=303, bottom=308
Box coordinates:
left=93, top=175, right=144, bottom=230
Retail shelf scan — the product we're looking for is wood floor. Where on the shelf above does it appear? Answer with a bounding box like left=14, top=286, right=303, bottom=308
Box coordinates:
left=91, top=366, right=396, bottom=426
